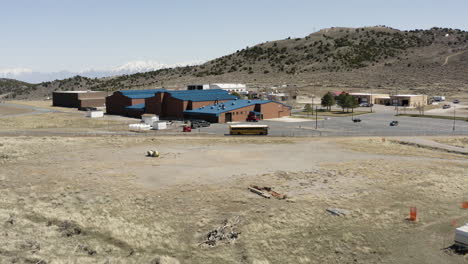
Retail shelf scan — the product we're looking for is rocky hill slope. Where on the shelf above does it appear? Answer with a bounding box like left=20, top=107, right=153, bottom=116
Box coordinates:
left=0, top=79, right=36, bottom=99
left=4, top=26, right=468, bottom=99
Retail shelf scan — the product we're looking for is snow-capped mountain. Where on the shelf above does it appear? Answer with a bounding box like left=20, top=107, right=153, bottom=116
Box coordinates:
left=0, top=60, right=203, bottom=83
left=0, top=68, right=33, bottom=77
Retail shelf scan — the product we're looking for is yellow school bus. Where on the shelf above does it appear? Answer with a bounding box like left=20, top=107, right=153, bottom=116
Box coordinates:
left=229, top=124, right=269, bottom=135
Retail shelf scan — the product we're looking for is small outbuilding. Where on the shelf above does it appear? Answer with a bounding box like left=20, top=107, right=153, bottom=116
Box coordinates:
left=52, top=91, right=107, bottom=109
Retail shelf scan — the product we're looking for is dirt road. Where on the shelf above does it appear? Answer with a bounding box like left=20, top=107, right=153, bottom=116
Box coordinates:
left=442, top=49, right=468, bottom=66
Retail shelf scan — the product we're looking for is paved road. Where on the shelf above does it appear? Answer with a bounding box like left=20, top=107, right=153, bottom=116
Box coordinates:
left=197, top=106, right=468, bottom=137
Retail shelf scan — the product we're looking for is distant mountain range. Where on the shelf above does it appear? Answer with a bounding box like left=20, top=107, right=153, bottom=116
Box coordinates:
left=0, top=60, right=203, bottom=83
left=2, top=26, right=468, bottom=100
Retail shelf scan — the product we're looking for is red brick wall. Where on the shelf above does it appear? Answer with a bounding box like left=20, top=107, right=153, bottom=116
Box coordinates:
left=216, top=105, right=254, bottom=123
left=145, top=93, right=164, bottom=115
left=131, top=98, right=145, bottom=105
left=79, top=98, right=105, bottom=108
left=218, top=103, right=290, bottom=123
left=106, top=93, right=133, bottom=115
left=260, top=102, right=291, bottom=119
left=162, top=96, right=186, bottom=119
left=77, top=91, right=107, bottom=99
left=105, top=92, right=145, bottom=116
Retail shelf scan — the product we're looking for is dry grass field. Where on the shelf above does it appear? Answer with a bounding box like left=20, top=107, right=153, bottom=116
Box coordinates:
left=0, top=112, right=133, bottom=131
left=8, top=100, right=81, bottom=113
left=1, top=134, right=467, bottom=264
left=0, top=105, right=34, bottom=116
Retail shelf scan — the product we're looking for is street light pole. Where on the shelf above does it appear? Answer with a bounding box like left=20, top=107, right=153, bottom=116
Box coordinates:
left=315, top=106, right=318, bottom=129
left=453, top=104, right=456, bottom=132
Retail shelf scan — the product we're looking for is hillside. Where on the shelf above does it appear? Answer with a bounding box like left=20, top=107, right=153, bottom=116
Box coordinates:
left=0, top=79, right=36, bottom=99
left=4, top=26, right=468, bottom=99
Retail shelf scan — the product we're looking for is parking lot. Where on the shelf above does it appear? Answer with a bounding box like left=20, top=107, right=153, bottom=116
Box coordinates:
left=196, top=105, right=468, bottom=137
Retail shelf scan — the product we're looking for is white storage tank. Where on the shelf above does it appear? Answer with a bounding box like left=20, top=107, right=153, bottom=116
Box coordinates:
left=86, top=110, right=104, bottom=118
left=152, top=121, right=167, bottom=130
left=455, top=224, right=468, bottom=248
left=141, top=114, right=159, bottom=125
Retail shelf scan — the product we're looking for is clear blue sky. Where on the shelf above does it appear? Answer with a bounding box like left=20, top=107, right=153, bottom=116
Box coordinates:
left=1, top=0, right=467, bottom=72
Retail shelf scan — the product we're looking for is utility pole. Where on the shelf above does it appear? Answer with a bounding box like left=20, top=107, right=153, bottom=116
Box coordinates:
left=453, top=104, right=456, bottom=132
left=394, top=86, right=399, bottom=115
left=315, top=106, right=318, bottom=129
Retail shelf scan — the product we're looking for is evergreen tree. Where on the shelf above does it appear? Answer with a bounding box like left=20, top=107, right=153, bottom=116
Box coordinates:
left=321, top=92, right=336, bottom=111
left=304, top=103, right=313, bottom=114
left=336, top=93, right=349, bottom=112
left=336, top=92, right=358, bottom=112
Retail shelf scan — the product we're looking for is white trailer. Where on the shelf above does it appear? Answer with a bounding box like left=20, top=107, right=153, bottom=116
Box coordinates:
left=455, top=224, right=468, bottom=248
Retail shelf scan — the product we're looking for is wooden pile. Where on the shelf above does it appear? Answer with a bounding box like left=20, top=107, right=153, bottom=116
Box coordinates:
left=248, top=185, right=287, bottom=200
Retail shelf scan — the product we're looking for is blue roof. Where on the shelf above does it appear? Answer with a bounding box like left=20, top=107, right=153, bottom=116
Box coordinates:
left=184, top=99, right=272, bottom=116
left=125, top=103, right=145, bottom=110
left=119, top=89, right=165, bottom=99
left=165, top=89, right=238, bottom=102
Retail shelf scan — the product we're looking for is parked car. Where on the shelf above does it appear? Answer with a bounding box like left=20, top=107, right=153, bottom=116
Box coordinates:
left=390, top=121, right=399, bottom=126
left=353, top=118, right=361, bottom=123
left=453, top=99, right=460, bottom=104
left=190, top=119, right=210, bottom=129
left=80, top=107, right=98, bottom=111
left=443, top=104, right=451, bottom=109
left=246, top=111, right=261, bottom=122
left=359, top=103, right=369, bottom=107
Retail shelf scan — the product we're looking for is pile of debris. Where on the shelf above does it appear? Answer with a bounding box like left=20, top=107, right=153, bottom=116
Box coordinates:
left=248, top=185, right=287, bottom=200
left=200, top=217, right=241, bottom=248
